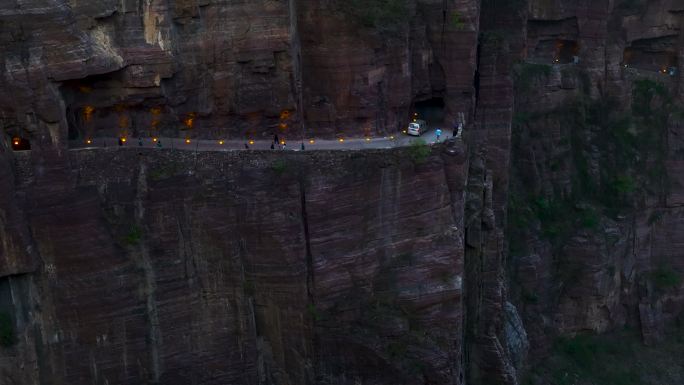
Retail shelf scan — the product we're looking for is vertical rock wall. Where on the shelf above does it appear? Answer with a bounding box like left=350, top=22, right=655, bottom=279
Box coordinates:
left=0, top=146, right=469, bottom=385
left=508, top=0, right=684, bottom=370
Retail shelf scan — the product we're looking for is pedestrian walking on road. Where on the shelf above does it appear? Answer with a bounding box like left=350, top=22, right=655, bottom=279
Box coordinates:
left=301, top=142, right=305, bottom=151
left=157, top=140, right=162, bottom=148
left=244, top=143, right=249, bottom=149
left=453, top=123, right=458, bottom=138
left=274, top=133, right=279, bottom=146
left=270, top=143, right=275, bottom=150
left=282, top=142, right=287, bottom=151
left=435, top=128, right=442, bottom=142
left=138, top=137, right=143, bottom=147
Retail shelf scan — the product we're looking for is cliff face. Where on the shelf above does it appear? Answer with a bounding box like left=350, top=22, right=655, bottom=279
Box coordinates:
left=0, top=144, right=469, bottom=384
left=3, top=0, right=684, bottom=385
left=0, top=0, right=479, bottom=142
left=508, top=0, right=684, bottom=367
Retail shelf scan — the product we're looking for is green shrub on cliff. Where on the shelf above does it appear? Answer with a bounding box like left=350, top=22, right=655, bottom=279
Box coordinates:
left=550, top=332, right=640, bottom=385
left=149, top=161, right=181, bottom=181
left=407, top=139, right=430, bottom=164
left=306, top=304, right=322, bottom=321
left=532, top=328, right=684, bottom=385
left=514, top=63, right=552, bottom=93
left=124, top=225, right=142, bottom=246
left=271, top=159, right=288, bottom=175
left=0, top=312, right=14, bottom=347
left=340, top=0, right=410, bottom=34
left=450, top=11, right=465, bottom=30
left=579, top=207, right=600, bottom=229
left=651, top=267, right=682, bottom=290
left=559, top=81, right=670, bottom=213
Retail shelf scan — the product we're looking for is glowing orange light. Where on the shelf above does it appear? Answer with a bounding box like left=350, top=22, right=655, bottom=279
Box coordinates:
left=185, top=139, right=191, bottom=144
left=309, top=139, right=315, bottom=144
left=365, top=137, right=371, bottom=142
left=249, top=140, right=255, bottom=145
left=121, top=137, right=127, bottom=143
left=86, top=139, right=92, bottom=144
left=339, top=138, right=344, bottom=143
left=219, top=140, right=225, bottom=145
left=279, top=123, right=287, bottom=129
left=280, top=110, right=291, bottom=120
left=12, top=138, right=20, bottom=146
left=390, top=135, right=395, bottom=140
left=152, top=137, right=158, bottom=142
left=402, top=130, right=407, bottom=134
left=183, top=112, right=196, bottom=128
left=83, top=105, right=95, bottom=122
left=280, top=141, right=286, bottom=145
left=413, top=119, right=417, bottom=122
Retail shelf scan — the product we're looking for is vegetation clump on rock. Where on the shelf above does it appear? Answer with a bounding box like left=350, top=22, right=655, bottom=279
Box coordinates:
left=407, top=139, right=430, bottom=164
left=0, top=312, right=14, bottom=347
left=339, top=0, right=410, bottom=34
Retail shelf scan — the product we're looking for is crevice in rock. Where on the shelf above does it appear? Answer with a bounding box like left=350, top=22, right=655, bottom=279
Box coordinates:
left=299, top=177, right=314, bottom=303
left=289, top=0, right=305, bottom=139
left=298, top=172, right=317, bottom=384
left=132, top=161, right=161, bottom=384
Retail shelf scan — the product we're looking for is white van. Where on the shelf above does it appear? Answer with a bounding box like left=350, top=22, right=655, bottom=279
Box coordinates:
left=407, top=119, right=428, bottom=136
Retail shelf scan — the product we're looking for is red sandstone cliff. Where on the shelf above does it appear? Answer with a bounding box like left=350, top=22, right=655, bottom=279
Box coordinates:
left=2, top=0, right=684, bottom=384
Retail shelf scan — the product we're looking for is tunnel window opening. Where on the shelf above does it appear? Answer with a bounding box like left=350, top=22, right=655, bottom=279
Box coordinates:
left=623, top=47, right=678, bottom=74
left=554, top=40, right=580, bottom=64
left=622, top=36, right=678, bottom=75
left=412, top=97, right=445, bottom=128
left=60, top=71, right=167, bottom=142
left=526, top=18, right=579, bottom=64
left=10, top=136, right=30, bottom=151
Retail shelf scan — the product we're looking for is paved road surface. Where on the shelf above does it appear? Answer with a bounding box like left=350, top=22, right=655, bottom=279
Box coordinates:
left=69, top=128, right=462, bottom=152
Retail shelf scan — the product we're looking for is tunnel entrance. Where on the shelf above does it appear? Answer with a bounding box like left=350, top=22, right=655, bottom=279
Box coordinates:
left=60, top=71, right=173, bottom=142
left=623, top=36, right=678, bottom=74
left=412, top=97, right=445, bottom=128
left=527, top=18, right=580, bottom=64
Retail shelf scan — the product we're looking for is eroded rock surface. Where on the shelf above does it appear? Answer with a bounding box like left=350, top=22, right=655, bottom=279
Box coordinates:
left=0, top=146, right=468, bottom=384
left=3, top=0, right=684, bottom=384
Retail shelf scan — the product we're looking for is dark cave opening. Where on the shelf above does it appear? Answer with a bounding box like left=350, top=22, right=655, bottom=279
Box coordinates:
left=623, top=37, right=678, bottom=74
left=60, top=72, right=177, bottom=142
left=413, top=97, right=446, bottom=128
left=526, top=17, right=580, bottom=64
